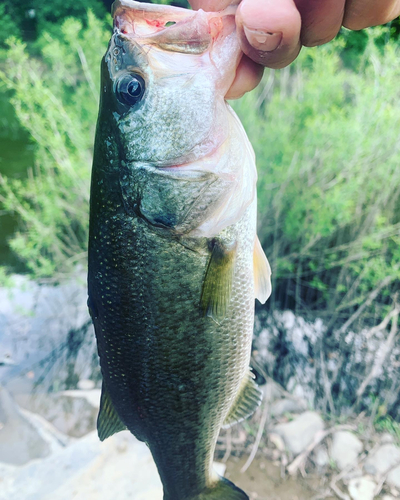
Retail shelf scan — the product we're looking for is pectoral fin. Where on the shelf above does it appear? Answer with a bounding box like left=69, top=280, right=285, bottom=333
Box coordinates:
left=200, top=239, right=237, bottom=321
left=253, top=236, right=272, bottom=304
left=97, top=382, right=127, bottom=441
left=223, top=370, right=263, bottom=428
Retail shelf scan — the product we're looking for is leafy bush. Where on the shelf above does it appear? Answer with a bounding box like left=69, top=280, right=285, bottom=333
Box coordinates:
left=233, top=30, right=400, bottom=329
left=156, top=0, right=189, bottom=6
left=1, top=9, right=399, bottom=335
left=0, top=12, right=109, bottom=277
left=33, top=0, right=107, bottom=28
left=0, top=4, right=21, bottom=46
left=0, top=0, right=107, bottom=45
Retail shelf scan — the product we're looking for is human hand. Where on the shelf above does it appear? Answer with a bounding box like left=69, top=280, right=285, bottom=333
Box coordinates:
left=189, top=0, right=400, bottom=99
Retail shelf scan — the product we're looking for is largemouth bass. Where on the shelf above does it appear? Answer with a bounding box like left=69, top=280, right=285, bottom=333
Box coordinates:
left=88, top=1, right=271, bottom=499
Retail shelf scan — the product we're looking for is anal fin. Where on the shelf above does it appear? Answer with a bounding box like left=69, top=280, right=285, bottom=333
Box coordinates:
left=223, top=370, right=263, bottom=428
left=200, top=239, right=237, bottom=321
left=97, top=381, right=127, bottom=441
left=253, top=235, right=272, bottom=304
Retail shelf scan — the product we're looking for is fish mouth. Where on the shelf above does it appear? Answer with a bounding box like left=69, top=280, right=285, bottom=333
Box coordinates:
left=112, top=0, right=238, bottom=55
left=112, top=0, right=211, bottom=55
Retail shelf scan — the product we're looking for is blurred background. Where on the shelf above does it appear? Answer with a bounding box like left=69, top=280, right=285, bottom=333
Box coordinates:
left=1, top=1, right=400, bottom=499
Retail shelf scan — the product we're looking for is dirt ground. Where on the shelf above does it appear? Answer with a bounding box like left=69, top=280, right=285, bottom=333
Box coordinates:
left=225, top=456, right=336, bottom=500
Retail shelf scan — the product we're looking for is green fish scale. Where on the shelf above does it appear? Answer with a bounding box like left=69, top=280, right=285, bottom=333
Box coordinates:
left=89, top=177, right=256, bottom=498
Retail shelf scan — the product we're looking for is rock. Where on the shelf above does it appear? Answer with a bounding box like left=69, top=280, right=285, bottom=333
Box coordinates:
left=253, top=311, right=326, bottom=409
left=0, top=385, right=67, bottom=465
left=313, top=444, right=329, bottom=468
left=388, top=465, right=400, bottom=489
left=381, top=433, right=395, bottom=444
left=77, top=379, right=96, bottom=391
left=0, top=430, right=160, bottom=500
left=364, top=444, right=400, bottom=476
left=61, top=389, right=101, bottom=409
left=382, top=496, right=395, bottom=500
left=331, top=431, right=363, bottom=471
left=0, top=429, right=226, bottom=500
left=269, top=432, right=286, bottom=452
left=348, top=476, right=376, bottom=500
left=252, top=309, right=400, bottom=417
left=261, top=381, right=283, bottom=402
left=0, top=354, right=16, bottom=367
left=0, top=273, right=99, bottom=396
left=364, top=446, right=400, bottom=493
left=14, top=389, right=101, bottom=438
left=270, top=398, right=307, bottom=417
left=213, top=462, right=226, bottom=477
left=273, top=411, right=324, bottom=455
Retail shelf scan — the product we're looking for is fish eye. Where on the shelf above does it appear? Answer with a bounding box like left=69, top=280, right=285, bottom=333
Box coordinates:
left=115, top=74, right=145, bottom=106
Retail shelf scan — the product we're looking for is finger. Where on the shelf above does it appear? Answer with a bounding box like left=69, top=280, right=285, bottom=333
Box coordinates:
left=344, top=0, right=400, bottom=30
left=225, top=55, right=264, bottom=99
left=236, top=0, right=302, bottom=70
left=188, top=0, right=235, bottom=11
left=295, top=0, right=345, bottom=47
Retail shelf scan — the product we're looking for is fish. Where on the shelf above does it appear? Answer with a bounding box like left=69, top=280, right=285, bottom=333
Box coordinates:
left=87, top=1, right=272, bottom=499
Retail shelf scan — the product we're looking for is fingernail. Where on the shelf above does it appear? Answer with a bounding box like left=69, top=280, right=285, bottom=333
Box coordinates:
left=243, top=27, right=282, bottom=52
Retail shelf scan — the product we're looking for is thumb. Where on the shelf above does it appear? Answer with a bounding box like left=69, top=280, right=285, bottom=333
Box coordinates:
left=236, top=0, right=302, bottom=69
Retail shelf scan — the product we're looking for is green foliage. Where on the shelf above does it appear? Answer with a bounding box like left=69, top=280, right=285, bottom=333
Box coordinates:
left=234, top=31, right=400, bottom=325
left=374, top=410, right=400, bottom=445
left=155, top=0, right=190, bottom=6
left=0, top=12, right=109, bottom=277
left=0, top=6, right=399, bottom=334
left=0, top=0, right=187, bottom=47
left=0, top=89, right=25, bottom=139
left=0, top=0, right=108, bottom=45
left=0, top=4, right=21, bottom=47
left=33, top=0, right=107, bottom=27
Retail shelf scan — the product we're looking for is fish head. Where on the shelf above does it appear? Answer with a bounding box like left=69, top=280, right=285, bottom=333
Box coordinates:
left=99, top=0, right=242, bottom=167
